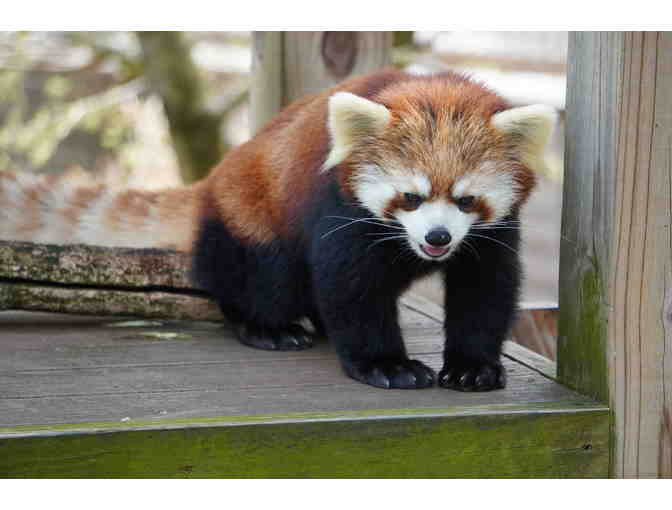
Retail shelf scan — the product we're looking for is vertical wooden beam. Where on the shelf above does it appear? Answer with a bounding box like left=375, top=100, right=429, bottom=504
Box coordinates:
left=559, top=32, right=672, bottom=478
left=282, top=32, right=393, bottom=103
left=249, top=31, right=285, bottom=135
left=249, top=31, right=392, bottom=133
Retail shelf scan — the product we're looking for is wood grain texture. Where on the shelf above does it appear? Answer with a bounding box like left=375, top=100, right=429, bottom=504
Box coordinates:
left=402, top=293, right=557, bottom=380
left=0, top=407, right=609, bottom=478
left=0, top=306, right=607, bottom=478
left=0, top=282, right=222, bottom=320
left=0, top=307, right=577, bottom=427
left=560, top=32, right=672, bottom=478
left=249, top=32, right=284, bottom=135
left=250, top=31, right=392, bottom=132
left=283, top=32, right=392, bottom=103
left=0, top=241, right=193, bottom=289
left=511, top=308, right=558, bottom=361
left=0, top=240, right=222, bottom=320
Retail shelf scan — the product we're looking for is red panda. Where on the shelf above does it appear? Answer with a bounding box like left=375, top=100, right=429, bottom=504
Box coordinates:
left=0, top=68, right=556, bottom=391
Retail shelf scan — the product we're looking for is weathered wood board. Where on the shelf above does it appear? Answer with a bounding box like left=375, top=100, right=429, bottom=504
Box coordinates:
left=560, top=32, right=672, bottom=478
left=250, top=32, right=392, bottom=134
left=0, top=301, right=607, bottom=478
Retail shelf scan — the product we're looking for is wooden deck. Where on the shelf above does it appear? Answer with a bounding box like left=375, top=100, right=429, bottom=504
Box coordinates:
left=0, top=295, right=608, bottom=478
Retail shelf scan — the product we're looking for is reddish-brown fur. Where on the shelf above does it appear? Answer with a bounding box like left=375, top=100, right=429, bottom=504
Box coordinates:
left=63, top=186, right=105, bottom=229
left=0, top=69, right=537, bottom=249
left=203, top=69, right=407, bottom=243
left=339, top=73, right=535, bottom=218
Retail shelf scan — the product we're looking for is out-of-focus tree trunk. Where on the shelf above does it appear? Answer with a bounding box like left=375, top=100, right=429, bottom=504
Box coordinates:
left=137, top=31, right=222, bottom=184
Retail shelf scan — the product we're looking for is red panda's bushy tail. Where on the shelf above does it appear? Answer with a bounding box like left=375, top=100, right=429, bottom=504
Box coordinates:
left=0, top=170, right=202, bottom=252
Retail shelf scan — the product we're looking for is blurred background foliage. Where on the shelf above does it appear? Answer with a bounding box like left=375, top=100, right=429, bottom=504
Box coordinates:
left=0, top=31, right=568, bottom=305
left=0, top=31, right=566, bottom=188
left=0, top=31, right=252, bottom=187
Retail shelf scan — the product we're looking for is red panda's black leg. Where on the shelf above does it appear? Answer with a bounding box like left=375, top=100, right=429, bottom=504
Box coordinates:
left=343, top=303, right=433, bottom=389
left=310, top=219, right=436, bottom=389
left=438, top=219, right=521, bottom=392
left=192, top=217, right=318, bottom=352
left=320, top=298, right=435, bottom=389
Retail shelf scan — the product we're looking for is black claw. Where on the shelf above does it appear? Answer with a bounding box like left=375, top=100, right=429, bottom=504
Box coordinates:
left=344, top=359, right=435, bottom=389
left=236, top=323, right=315, bottom=351
left=276, top=335, right=299, bottom=350
left=438, top=360, right=505, bottom=392
left=408, top=360, right=436, bottom=388
left=438, top=369, right=452, bottom=387
left=367, top=367, right=390, bottom=389
left=390, top=370, right=417, bottom=389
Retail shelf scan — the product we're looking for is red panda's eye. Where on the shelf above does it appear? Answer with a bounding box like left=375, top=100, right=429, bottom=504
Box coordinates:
left=404, top=192, right=424, bottom=210
left=456, top=195, right=476, bottom=212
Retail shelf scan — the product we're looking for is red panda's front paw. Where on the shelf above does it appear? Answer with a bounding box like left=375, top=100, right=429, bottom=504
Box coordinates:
left=438, top=361, right=506, bottom=392
left=343, top=359, right=435, bottom=389
left=235, top=323, right=315, bottom=351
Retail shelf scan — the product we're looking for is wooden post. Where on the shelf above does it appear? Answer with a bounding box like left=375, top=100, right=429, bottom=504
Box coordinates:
left=249, top=32, right=285, bottom=135
left=249, top=31, right=392, bottom=133
left=559, top=32, right=672, bottom=478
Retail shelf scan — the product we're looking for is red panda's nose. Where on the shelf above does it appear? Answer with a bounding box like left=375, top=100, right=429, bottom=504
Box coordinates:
left=425, top=228, right=452, bottom=247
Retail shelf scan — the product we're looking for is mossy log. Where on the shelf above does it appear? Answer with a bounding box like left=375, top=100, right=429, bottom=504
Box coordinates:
left=1, top=241, right=558, bottom=355
left=0, top=240, right=223, bottom=321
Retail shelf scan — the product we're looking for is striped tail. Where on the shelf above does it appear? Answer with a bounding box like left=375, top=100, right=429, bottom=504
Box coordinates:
left=0, top=171, right=202, bottom=252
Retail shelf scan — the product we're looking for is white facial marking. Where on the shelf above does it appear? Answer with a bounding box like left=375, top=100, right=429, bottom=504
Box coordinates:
left=352, top=165, right=431, bottom=218
left=396, top=199, right=477, bottom=261
left=453, top=162, right=517, bottom=221
left=411, top=174, right=432, bottom=196
left=352, top=162, right=519, bottom=262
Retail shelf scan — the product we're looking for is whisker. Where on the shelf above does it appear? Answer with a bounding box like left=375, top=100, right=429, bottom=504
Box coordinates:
left=367, top=235, right=408, bottom=251
left=470, top=223, right=576, bottom=245
left=321, top=217, right=395, bottom=239
left=326, top=215, right=402, bottom=226
left=322, top=216, right=404, bottom=236
left=466, top=233, right=520, bottom=256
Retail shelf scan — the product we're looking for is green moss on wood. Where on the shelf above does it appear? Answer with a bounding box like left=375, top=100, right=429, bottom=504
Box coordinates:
left=4, top=282, right=223, bottom=320
left=0, top=240, right=224, bottom=320
left=0, top=400, right=606, bottom=438
left=0, top=407, right=610, bottom=478
left=0, top=241, right=194, bottom=289
left=557, top=256, right=609, bottom=402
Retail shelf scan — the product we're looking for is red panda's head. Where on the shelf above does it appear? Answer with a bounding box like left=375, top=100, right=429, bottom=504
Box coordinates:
left=322, top=75, right=557, bottom=261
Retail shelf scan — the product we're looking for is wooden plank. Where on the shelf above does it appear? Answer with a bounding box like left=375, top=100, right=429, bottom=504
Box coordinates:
left=0, top=308, right=580, bottom=427
left=510, top=307, right=558, bottom=360
left=0, top=304, right=607, bottom=478
left=403, top=293, right=557, bottom=380
left=0, top=362, right=578, bottom=428
left=560, top=32, right=672, bottom=478
left=0, top=405, right=609, bottom=478
left=503, top=341, right=557, bottom=381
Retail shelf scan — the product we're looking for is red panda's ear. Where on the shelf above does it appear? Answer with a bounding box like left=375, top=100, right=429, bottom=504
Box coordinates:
left=491, top=104, right=558, bottom=174
left=322, top=92, right=391, bottom=172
